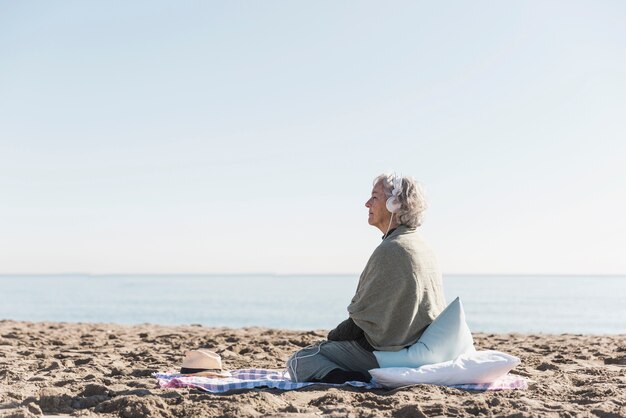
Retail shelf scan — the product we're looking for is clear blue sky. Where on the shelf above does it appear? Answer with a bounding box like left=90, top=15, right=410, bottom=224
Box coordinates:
left=1, top=1, right=624, bottom=275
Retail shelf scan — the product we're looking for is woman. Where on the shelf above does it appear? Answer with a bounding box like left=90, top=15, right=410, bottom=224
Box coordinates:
left=286, top=173, right=446, bottom=383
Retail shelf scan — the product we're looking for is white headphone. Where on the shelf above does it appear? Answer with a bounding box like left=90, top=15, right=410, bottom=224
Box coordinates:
left=385, top=174, right=403, bottom=213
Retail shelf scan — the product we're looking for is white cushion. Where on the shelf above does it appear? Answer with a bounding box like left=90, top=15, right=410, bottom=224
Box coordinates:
left=369, top=350, right=521, bottom=388
left=373, top=297, right=475, bottom=368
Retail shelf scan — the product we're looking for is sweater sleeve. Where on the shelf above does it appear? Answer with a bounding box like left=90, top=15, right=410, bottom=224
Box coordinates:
left=327, top=317, right=364, bottom=341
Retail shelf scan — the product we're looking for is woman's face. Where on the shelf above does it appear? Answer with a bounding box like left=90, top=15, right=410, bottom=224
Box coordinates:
left=365, top=182, right=392, bottom=232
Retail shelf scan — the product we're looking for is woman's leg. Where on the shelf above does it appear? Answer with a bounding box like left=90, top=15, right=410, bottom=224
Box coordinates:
left=286, top=340, right=379, bottom=382
left=286, top=342, right=339, bottom=382
left=317, top=340, right=379, bottom=378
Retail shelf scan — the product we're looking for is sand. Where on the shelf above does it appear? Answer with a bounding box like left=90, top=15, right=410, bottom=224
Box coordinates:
left=0, top=320, right=624, bottom=417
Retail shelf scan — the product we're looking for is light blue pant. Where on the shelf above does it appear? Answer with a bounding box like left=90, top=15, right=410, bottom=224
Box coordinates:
left=286, top=340, right=379, bottom=383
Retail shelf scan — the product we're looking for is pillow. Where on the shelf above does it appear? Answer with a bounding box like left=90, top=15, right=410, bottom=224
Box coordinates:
left=373, top=297, right=475, bottom=368
left=369, top=350, right=521, bottom=388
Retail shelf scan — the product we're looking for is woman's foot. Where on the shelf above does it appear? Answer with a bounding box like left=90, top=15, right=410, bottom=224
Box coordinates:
left=318, top=368, right=370, bottom=383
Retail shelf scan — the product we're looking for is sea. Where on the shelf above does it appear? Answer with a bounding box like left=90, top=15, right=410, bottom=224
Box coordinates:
left=0, top=274, right=624, bottom=335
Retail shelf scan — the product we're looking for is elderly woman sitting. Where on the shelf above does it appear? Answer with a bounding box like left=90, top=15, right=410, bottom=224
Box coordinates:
left=286, top=173, right=446, bottom=383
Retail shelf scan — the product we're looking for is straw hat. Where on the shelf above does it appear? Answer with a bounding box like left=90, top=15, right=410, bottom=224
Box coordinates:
left=180, top=350, right=231, bottom=378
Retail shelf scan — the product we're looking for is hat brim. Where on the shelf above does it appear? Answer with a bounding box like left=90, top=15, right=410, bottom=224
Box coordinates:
left=180, top=367, right=231, bottom=378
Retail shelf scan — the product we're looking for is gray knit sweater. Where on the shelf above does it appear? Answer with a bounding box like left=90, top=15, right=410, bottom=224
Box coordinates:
left=347, top=225, right=446, bottom=351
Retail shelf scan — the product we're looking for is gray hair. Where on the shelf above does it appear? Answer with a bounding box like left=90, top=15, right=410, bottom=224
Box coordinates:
left=373, top=173, right=428, bottom=228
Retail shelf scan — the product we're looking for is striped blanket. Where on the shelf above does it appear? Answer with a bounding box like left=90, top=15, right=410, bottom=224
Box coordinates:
left=155, top=369, right=528, bottom=393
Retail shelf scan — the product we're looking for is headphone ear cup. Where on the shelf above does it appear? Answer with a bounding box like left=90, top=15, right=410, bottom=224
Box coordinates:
left=386, top=196, right=401, bottom=213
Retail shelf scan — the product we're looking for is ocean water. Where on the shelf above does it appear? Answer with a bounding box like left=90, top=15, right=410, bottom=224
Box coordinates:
left=0, top=275, right=624, bottom=334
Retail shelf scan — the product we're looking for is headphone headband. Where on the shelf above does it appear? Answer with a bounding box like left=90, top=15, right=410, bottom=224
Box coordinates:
left=392, top=174, right=402, bottom=196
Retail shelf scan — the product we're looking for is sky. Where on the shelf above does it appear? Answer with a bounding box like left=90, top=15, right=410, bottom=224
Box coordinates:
left=1, top=1, right=625, bottom=275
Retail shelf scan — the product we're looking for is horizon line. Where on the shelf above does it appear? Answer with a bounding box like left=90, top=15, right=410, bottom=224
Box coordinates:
left=0, top=272, right=625, bottom=277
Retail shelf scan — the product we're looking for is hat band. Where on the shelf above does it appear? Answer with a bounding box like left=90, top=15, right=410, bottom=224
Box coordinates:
left=180, top=367, right=222, bottom=374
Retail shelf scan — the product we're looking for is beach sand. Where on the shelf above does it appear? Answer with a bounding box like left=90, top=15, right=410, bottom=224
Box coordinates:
left=0, top=320, right=624, bottom=417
